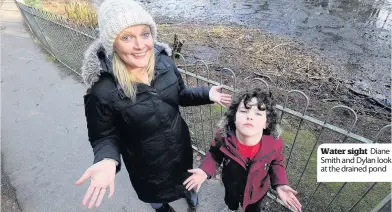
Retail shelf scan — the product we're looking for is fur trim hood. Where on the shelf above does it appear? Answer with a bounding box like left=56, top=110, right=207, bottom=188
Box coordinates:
left=81, top=39, right=172, bottom=88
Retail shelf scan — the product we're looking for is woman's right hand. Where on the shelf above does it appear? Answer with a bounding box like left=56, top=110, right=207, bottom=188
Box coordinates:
left=183, top=168, right=208, bottom=192
left=75, top=159, right=117, bottom=209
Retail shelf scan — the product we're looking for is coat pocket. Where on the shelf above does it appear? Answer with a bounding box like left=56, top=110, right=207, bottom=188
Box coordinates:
left=259, top=173, right=269, bottom=188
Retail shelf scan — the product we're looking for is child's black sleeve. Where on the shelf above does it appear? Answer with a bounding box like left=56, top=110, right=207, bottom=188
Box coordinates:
left=199, top=139, right=224, bottom=179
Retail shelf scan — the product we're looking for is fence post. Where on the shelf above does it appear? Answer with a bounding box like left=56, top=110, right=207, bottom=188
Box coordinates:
left=371, top=193, right=391, bottom=212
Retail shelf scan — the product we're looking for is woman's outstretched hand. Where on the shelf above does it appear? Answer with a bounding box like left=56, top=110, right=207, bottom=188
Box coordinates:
left=276, top=185, right=302, bottom=212
left=209, top=85, right=232, bottom=107
left=183, top=168, right=208, bottom=192
left=75, top=159, right=117, bottom=209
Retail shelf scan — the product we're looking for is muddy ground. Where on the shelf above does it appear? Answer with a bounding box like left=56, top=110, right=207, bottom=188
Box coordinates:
left=156, top=24, right=390, bottom=142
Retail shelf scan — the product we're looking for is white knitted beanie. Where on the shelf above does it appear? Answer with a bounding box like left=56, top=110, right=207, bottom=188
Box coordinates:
left=97, top=0, right=157, bottom=56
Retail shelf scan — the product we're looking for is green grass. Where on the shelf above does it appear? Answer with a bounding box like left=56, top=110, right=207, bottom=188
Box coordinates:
left=324, top=181, right=391, bottom=212
left=211, top=103, right=227, bottom=115
left=282, top=127, right=318, bottom=193
left=281, top=123, right=391, bottom=212
left=25, top=0, right=42, bottom=8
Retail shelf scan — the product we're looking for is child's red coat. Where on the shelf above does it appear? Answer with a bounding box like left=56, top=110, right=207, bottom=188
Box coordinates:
left=199, top=132, right=289, bottom=210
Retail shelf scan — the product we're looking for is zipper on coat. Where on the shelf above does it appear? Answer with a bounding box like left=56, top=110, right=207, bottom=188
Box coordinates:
left=251, top=150, right=276, bottom=164
left=244, top=150, right=276, bottom=171
left=226, top=146, right=247, bottom=168
left=245, top=158, right=253, bottom=170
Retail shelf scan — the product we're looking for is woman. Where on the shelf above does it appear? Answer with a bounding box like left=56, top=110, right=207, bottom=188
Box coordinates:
left=75, top=0, right=232, bottom=211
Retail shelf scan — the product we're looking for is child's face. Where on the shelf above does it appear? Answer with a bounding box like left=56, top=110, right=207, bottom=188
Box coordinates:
left=235, top=97, right=267, bottom=138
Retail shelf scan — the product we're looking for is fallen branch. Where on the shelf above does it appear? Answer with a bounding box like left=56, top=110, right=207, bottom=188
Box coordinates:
left=347, top=87, right=391, bottom=112
left=172, top=34, right=185, bottom=59
left=322, top=98, right=341, bottom=102
left=321, top=99, right=351, bottom=105
left=361, top=108, right=391, bottom=117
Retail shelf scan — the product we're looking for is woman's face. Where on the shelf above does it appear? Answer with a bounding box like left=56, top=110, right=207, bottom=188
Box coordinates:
left=235, top=97, right=267, bottom=138
left=113, top=25, right=154, bottom=70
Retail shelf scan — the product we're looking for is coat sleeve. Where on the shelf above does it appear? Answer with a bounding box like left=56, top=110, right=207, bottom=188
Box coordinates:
left=84, top=90, right=121, bottom=173
left=172, top=63, right=213, bottom=106
left=199, top=138, right=224, bottom=179
left=269, top=137, right=289, bottom=189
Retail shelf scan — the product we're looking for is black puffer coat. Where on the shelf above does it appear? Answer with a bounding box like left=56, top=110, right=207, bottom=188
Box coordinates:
left=81, top=40, right=212, bottom=203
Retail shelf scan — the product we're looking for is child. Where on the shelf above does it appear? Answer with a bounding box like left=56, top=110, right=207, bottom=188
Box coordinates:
left=183, top=88, right=302, bottom=212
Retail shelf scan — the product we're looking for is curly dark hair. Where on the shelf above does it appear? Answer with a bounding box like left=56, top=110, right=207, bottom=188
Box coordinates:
left=218, top=87, right=281, bottom=139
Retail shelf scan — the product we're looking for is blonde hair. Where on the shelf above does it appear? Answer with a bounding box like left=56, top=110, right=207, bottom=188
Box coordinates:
left=112, top=51, right=155, bottom=102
